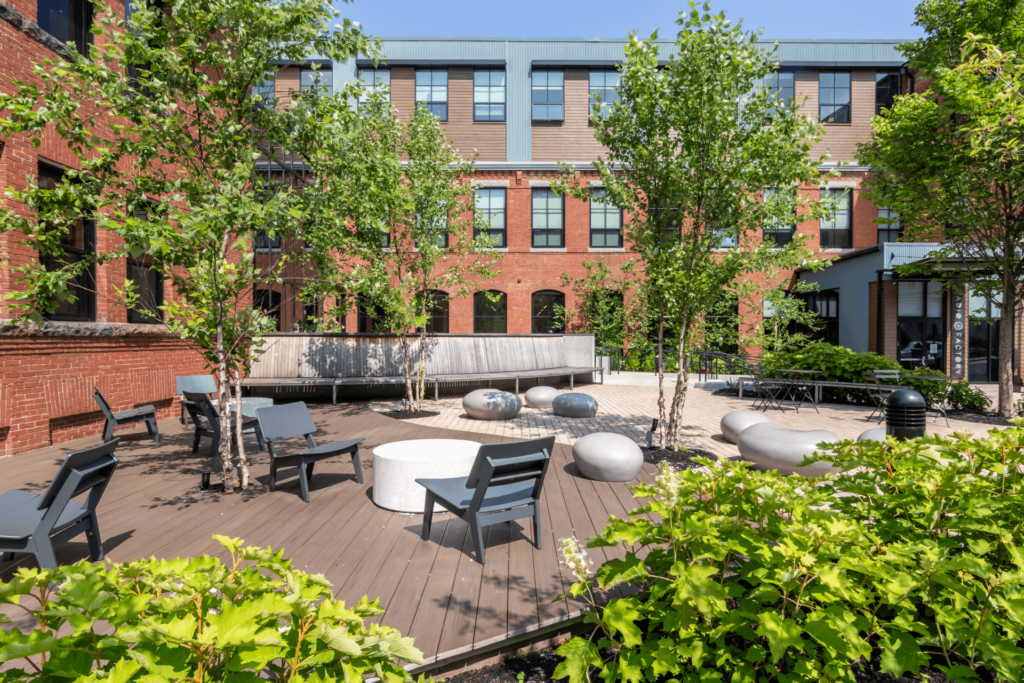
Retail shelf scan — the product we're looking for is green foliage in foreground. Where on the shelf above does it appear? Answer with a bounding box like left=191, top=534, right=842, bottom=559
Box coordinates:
left=0, top=536, right=425, bottom=683
left=555, top=420, right=1024, bottom=683
left=762, top=341, right=991, bottom=410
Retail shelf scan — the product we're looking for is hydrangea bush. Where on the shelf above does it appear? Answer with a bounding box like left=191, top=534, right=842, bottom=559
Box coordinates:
left=0, top=536, right=426, bottom=683
left=555, top=420, right=1024, bottom=683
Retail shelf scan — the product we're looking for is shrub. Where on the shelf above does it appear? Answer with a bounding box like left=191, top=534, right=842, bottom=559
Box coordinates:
left=0, top=536, right=425, bottom=682
left=554, top=420, right=1024, bottom=683
left=946, top=380, right=993, bottom=411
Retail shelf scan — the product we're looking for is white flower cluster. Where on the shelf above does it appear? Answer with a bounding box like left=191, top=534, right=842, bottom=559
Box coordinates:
left=559, top=536, right=593, bottom=582
left=654, top=461, right=682, bottom=507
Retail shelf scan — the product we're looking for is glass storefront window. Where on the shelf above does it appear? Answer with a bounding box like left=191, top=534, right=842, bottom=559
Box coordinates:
left=896, top=281, right=945, bottom=371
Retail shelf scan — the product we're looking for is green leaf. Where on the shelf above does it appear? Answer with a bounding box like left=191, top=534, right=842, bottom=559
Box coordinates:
left=755, top=612, right=804, bottom=664
left=601, top=597, right=643, bottom=648
left=595, top=554, right=648, bottom=590
left=879, top=629, right=925, bottom=677
left=553, top=637, right=601, bottom=683
left=316, top=624, right=362, bottom=657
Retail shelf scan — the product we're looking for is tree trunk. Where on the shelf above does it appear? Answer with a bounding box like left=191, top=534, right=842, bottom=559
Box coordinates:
left=398, top=334, right=417, bottom=410
left=416, top=326, right=428, bottom=411
left=216, top=321, right=234, bottom=492
left=232, top=374, right=250, bottom=489
left=665, top=314, right=690, bottom=450
left=997, top=271, right=1016, bottom=418
left=656, top=300, right=666, bottom=449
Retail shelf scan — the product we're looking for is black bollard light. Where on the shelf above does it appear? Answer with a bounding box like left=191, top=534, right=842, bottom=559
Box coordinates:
left=886, top=389, right=927, bottom=441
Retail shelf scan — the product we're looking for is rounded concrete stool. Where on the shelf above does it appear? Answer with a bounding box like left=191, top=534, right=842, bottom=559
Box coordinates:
left=373, top=439, right=481, bottom=512
left=857, top=427, right=887, bottom=442
left=737, top=423, right=841, bottom=477
left=462, top=389, right=522, bottom=420
left=572, top=433, right=644, bottom=482
left=525, top=385, right=560, bottom=410
left=552, top=393, right=598, bottom=418
left=720, top=410, right=773, bottom=444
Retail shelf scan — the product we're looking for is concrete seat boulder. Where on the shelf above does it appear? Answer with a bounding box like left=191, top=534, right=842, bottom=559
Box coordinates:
left=720, top=410, right=773, bottom=444
left=551, top=393, right=598, bottom=418
left=857, top=427, right=887, bottom=442
left=571, top=432, right=643, bottom=482
left=525, top=385, right=560, bottom=409
left=737, top=423, right=841, bottom=477
left=462, top=389, right=522, bottom=420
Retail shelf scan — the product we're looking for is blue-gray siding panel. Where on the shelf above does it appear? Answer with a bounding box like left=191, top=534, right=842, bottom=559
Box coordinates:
left=798, top=251, right=884, bottom=353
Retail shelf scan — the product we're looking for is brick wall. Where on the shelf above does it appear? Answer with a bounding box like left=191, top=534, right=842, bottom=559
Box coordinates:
left=0, top=327, right=209, bottom=457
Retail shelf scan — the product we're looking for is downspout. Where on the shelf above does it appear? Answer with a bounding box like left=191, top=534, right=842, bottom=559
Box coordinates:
left=876, top=269, right=884, bottom=356
left=901, top=62, right=916, bottom=95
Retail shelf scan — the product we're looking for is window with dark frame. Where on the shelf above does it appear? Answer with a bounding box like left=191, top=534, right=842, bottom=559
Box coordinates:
left=819, top=71, right=851, bottom=123
left=38, top=164, right=96, bottom=322
left=531, top=290, right=565, bottom=334
left=532, top=70, right=564, bottom=121
left=473, top=291, right=507, bottom=333
left=531, top=188, right=564, bottom=248
left=473, top=70, right=506, bottom=122
left=300, top=66, right=333, bottom=93
left=253, top=288, right=282, bottom=332
left=424, top=290, right=449, bottom=333
left=647, top=201, right=681, bottom=242
left=254, top=228, right=282, bottom=250
left=357, top=68, right=391, bottom=107
left=359, top=224, right=390, bottom=249
left=763, top=188, right=796, bottom=247
left=897, top=281, right=945, bottom=372
left=877, top=207, right=901, bottom=244
left=474, top=188, right=506, bottom=247
left=790, top=290, right=839, bottom=346
left=37, top=0, right=93, bottom=56
left=357, top=295, right=386, bottom=333
left=820, top=188, right=852, bottom=248
left=416, top=69, right=448, bottom=121
left=252, top=70, right=276, bottom=108
left=416, top=213, right=449, bottom=249
left=765, top=71, right=795, bottom=116
left=588, top=70, right=620, bottom=119
left=590, top=188, right=622, bottom=248
left=298, top=299, right=320, bottom=332
left=875, top=70, right=901, bottom=116
left=127, top=206, right=164, bottom=323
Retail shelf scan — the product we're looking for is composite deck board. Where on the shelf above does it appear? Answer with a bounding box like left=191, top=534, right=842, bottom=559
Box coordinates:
left=0, top=403, right=649, bottom=663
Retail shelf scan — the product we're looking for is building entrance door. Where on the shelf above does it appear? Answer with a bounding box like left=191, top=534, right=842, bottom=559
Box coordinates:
left=967, top=289, right=1008, bottom=383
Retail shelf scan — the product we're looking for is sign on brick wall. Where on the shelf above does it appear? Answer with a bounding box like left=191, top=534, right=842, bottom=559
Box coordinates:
left=951, top=287, right=966, bottom=380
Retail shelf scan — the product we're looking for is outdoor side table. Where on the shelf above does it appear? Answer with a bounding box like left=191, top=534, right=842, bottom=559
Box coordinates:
left=373, top=439, right=482, bottom=513
left=222, top=397, right=273, bottom=433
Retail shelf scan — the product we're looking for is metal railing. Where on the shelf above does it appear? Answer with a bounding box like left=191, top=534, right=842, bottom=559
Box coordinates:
left=596, top=348, right=759, bottom=381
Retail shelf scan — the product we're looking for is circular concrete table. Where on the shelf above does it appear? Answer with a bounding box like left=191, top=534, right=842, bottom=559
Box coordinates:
left=372, top=439, right=481, bottom=513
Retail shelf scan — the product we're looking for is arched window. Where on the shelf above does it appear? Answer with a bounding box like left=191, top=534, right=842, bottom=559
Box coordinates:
left=357, top=295, right=386, bottom=333
left=425, top=290, right=449, bottom=333
left=531, top=290, right=565, bottom=334
left=474, top=291, right=507, bottom=333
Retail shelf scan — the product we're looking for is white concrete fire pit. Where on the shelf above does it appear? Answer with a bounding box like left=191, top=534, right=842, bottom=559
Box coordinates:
left=372, top=439, right=482, bottom=513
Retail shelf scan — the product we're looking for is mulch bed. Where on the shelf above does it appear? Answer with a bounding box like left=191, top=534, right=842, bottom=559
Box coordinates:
left=380, top=410, right=442, bottom=420
left=641, top=446, right=719, bottom=469
left=442, top=647, right=950, bottom=683
left=945, top=409, right=1016, bottom=427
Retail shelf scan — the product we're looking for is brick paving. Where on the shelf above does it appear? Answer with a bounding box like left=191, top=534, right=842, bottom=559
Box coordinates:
left=369, top=382, right=994, bottom=460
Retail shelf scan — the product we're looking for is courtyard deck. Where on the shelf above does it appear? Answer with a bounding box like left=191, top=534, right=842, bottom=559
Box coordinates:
left=0, top=384, right=994, bottom=667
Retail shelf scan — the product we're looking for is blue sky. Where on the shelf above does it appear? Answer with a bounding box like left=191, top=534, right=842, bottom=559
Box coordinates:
left=338, top=0, right=924, bottom=41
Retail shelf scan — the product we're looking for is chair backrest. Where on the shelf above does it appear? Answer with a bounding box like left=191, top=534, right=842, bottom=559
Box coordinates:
left=873, top=369, right=901, bottom=384
left=176, top=375, right=217, bottom=396
left=37, top=439, right=120, bottom=531
left=465, top=436, right=554, bottom=509
left=256, top=402, right=317, bottom=443
left=182, top=391, right=220, bottom=428
left=92, top=388, right=115, bottom=420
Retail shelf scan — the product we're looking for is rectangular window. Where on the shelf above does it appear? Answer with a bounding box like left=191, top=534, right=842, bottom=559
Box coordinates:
left=875, top=70, right=901, bottom=115
left=127, top=259, right=163, bottom=323
left=254, top=288, right=282, bottom=332
left=531, top=188, right=564, bottom=248
left=532, top=70, right=564, bottom=121
left=252, top=70, right=276, bottom=108
left=765, top=71, right=795, bottom=114
left=300, top=66, right=333, bottom=93
left=713, top=229, right=738, bottom=249
left=254, top=229, right=282, bottom=250
left=415, top=69, right=448, bottom=121
left=357, top=68, right=391, bottom=107
left=590, top=188, right=622, bottom=248
left=416, top=214, right=448, bottom=249
left=820, top=188, right=852, bottom=248
left=588, top=70, right=620, bottom=118
left=763, top=188, right=796, bottom=247
left=473, top=70, right=506, bottom=122
left=37, top=0, right=93, bottom=56
left=819, top=71, right=851, bottom=123
left=897, top=281, right=945, bottom=371
left=474, top=188, right=506, bottom=247
left=38, top=164, right=95, bottom=322
left=877, top=207, right=901, bottom=245
left=358, top=224, right=389, bottom=249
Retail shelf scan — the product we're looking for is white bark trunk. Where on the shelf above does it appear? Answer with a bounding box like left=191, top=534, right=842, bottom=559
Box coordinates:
left=216, top=321, right=234, bottom=492
left=233, top=375, right=250, bottom=489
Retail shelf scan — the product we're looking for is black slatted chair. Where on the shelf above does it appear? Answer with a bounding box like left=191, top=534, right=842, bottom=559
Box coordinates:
left=176, top=375, right=217, bottom=425
left=255, top=402, right=364, bottom=503
left=417, top=436, right=554, bottom=565
left=182, top=392, right=265, bottom=457
left=93, top=388, right=160, bottom=444
left=0, top=439, right=120, bottom=569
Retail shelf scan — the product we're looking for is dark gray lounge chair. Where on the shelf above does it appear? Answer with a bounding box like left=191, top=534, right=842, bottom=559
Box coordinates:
left=255, top=402, right=364, bottom=503
left=182, top=391, right=265, bottom=457
left=417, top=436, right=554, bottom=564
left=0, top=439, right=120, bottom=569
left=176, top=375, right=217, bottom=425
left=93, top=387, right=160, bottom=444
